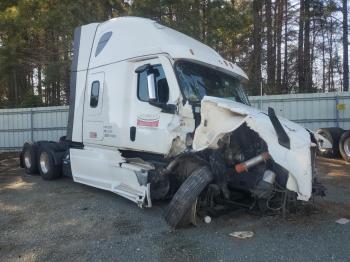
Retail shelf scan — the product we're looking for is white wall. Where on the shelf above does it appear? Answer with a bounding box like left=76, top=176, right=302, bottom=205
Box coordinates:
left=1, top=92, right=350, bottom=152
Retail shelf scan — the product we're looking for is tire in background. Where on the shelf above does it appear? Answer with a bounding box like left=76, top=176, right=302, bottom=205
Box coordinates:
left=315, top=127, right=344, bottom=157
left=22, top=142, right=39, bottom=174
left=339, top=131, right=350, bottom=162
left=62, top=150, right=72, bottom=177
left=164, top=166, right=213, bottom=228
left=59, top=136, right=66, bottom=142
left=38, top=147, right=62, bottom=180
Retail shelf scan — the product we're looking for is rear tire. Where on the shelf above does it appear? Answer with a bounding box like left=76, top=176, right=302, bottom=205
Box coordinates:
left=38, top=148, right=62, bottom=180
left=339, top=131, right=350, bottom=162
left=164, top=166, right=213, bottom=228
left=22, top=142, right=38, bottom=174
left=316, top=127, right=344, bottom=157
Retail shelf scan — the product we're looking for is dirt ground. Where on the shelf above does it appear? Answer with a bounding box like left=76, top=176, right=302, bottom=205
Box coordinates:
left=0, top=153, right=350, bottom=262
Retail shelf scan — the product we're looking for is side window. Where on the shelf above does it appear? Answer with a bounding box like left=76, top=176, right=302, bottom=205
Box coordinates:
left=137, top=64, right=169, bottom=103
left=95, top=31, right=112, bottom=57
left=90, top=81, right=100, bottom=108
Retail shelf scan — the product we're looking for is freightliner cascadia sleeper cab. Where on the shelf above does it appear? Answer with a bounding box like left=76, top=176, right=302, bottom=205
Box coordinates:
left=20, top=17, right=329, bottom=227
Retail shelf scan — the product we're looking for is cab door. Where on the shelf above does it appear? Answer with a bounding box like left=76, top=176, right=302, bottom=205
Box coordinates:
left=128, top=57, right=181, bottom=154
left=83, top=71, right=105, bottom=143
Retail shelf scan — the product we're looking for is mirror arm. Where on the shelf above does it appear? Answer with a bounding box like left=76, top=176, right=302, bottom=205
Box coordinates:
left=135, top=63, right=151, bottom=73
left=161, top=104, right=177, bottom=114
left=149, top=100, right=177, bottom=114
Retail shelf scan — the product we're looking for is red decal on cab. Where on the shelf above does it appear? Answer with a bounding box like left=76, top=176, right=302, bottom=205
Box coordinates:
left=137, top=119, right=159, bottom=127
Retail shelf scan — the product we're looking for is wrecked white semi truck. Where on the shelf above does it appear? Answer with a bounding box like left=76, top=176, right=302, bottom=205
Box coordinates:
left=20, top=17, right=328, bottom=227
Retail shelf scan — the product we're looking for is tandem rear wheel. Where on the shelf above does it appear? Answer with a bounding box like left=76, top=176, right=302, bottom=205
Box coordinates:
left=339, top=131, right=350, bottom=162
left=21, top=142, right=39, bottom=174
left=21, top=141, right=65, bottom=180
left=38, top=147, right=62, bottom=180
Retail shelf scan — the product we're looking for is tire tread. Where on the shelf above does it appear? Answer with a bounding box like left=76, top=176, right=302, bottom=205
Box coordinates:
left=164, top=166, right=213, bottom=228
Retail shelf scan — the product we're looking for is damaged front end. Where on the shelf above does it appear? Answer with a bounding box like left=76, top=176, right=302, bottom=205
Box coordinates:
left=192, top=96, right=326, bottom=201
left=161, top=96, right=327, bottom=227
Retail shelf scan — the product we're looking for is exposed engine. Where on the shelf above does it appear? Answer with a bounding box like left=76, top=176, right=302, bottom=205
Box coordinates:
left=194, top=123, right=291, bottom=212
left=151, top=123, right=309, bottom=224
left=148, top=120, right=325, bottom=227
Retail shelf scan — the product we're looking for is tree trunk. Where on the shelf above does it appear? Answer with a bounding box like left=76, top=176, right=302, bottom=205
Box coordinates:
left=266, top=0, right=275, bottom=92
left=303, top=0, right=312, bottom=92
left=329, top=17, right=335, bottom=92
left=335, top=44, right=343, bottom=91
left=249, top=0, right=263, bottom=95
left=63, top=34, right=70, bottom=104
left=343, top=0, right=349, bottom=91
left=321, top=17, right=326, bottom=92
left=298, top=0, right=305, bottom=92
left=12, top=69, right=18, bottom=106
left=276, top=0, right=283, bottom=93
left=282, top=0, right=288, bottom=93
left=38, top=65, right=42, bottom=98
left=201, top=0, right=208, bottom=44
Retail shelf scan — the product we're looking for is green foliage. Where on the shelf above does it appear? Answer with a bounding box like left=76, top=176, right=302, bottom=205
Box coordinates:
left=20, top=92, right=43, bottom=108
left=0, top=0, right=128, bottom=108
left=0, top=0, right=346, bottom=108
left=0, top=0, right=269, bottom=107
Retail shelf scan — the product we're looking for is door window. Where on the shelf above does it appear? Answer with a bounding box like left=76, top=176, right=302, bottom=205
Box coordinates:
left=90, top=81, right=100, bottom=108
left=137, top=65, right=169, bottom=103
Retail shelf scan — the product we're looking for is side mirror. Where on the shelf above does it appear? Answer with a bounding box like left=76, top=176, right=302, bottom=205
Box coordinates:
left=135, top=64, right=177, bottom=114
left=135, top=64, right=158, bottom=101
left=147, top=72, right=157, bottom=101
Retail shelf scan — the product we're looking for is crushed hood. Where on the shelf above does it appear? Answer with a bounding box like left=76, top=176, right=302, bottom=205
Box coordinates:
left=193, top=96, right=314, bottom=201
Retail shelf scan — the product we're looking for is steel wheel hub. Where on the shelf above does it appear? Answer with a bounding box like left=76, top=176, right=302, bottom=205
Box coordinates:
left=344, top=137, right=350, bottom=157
left=40, top=152, right=50, bottom=174
left=24, top=151, right=31, bottom=168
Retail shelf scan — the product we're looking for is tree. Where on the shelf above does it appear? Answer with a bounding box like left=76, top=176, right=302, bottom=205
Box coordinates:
left=303, top=0, right=312, bottom=92
left=1, top=0, right=349, bottom=108
left=276, top=0, right=284, bottom=93
left=298, top=0, right=305, bottom=92
left=282, top=0, right=289, bottom=93
left=248, top=0, right=263, bottom=95
left=266, top=0, right=276, bottom=92
left=343, top=0, right=349, bottom=91
left=0, top=0, right=128, bottom=107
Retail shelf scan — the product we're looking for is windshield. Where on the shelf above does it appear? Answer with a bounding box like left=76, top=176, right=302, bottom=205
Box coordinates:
left=174, top=60, right=250, bottom=105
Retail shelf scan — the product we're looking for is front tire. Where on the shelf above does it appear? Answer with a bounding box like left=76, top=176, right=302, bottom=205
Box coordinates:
left=164, top=166, right=213, bottom=228
left=38, top=148, right=62, bottom=180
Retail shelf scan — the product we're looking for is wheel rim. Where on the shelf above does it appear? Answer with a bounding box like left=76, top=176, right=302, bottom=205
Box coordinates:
left=317, top=131, right=332, bottom=153
left=40, top=152, right=50, bottom=174
left=344, top=137, right=350, bottom=157
left=24, top=150, right=31, bottom=168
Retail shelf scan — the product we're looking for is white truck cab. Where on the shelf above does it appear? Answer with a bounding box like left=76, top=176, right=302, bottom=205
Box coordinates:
left=20, top=17, right=329, bottom=228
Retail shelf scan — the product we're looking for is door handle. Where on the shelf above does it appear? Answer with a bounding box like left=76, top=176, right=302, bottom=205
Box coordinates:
left=130, top=126, right=136, bottom=141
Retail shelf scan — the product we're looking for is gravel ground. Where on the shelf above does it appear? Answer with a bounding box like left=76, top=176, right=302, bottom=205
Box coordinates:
left=0, top=153, right=350, bottom=262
